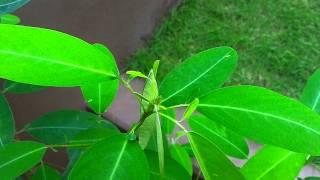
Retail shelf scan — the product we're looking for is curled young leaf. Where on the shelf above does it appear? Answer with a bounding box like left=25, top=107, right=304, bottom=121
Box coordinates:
left=180, top=98, right=199, bottom=121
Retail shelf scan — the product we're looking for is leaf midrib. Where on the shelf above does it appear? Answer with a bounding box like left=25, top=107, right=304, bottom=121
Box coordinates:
left=161, top=50, right=232, bottom=103
left=27, top=126, right=87, bottom=131
left=0, top=146, right=46, bottom=169
left=190, top=119, right=247, bottom=158
left=0, top=0, right=23, bottom=7
left=0, top=49, right=116, bottom=77
left=199, top=104, right=320, bottom=136
left=312, top=91, right=320, bottom=110
left=0, top=138, right=3, bottom=147
left=256, top=152, right=293, bottom=179
left=108, top=139, right=128, bottom=179
left=188, top=134, right=211, bottom=179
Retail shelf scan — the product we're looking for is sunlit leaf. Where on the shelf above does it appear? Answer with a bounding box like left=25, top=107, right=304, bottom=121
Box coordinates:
left=188, top=114, right=248, bottom=159
left=187, top=132, right=244, bottom=179
left=80, top=43, right=119, bottom=114
left=241, top=146, right=306, bottom=180
left=0, top=25, right=117, bottom=87
left=159, top=47, right=237, bottom=106
left=198, top=86, right=320, bottom=155
left=69, top=135, right=149, bottom=180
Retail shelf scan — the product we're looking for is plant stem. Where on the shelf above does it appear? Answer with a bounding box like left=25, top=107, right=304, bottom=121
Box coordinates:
left=159, top=112, right=188, bottom=132
left=161, top=104, right=190, bottom=110
left=128, top=103, right=154, bottom=134
left=120, top=77, right=151, bottom=109
left=15, top=127, right=26, bottom=135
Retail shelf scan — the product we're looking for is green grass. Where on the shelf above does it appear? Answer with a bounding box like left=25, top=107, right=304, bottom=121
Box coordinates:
left=128, top=0, right=320, bottom=97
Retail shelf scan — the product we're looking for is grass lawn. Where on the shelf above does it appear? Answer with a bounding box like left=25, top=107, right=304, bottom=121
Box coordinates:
left=128, top=0, right=320, bottom=98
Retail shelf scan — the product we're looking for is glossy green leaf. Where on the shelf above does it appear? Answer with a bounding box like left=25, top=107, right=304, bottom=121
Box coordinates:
left=26, top=110, right=118, bottom=144
left=180, top=98, right=199, bottom=121
left=0, top=14, right=20, bottom=24
left=69, top=128, right=120, bottom=145
left=159, top=47, right=237, bottom=106
left=188, top=114, right=248, bottom=159
left=2, top=80, right=46, bottom=94
left=0, top=92, right=14, bottom=147
left=0, top=0, right=30, bottom=15
left=69, top=135, right=149, bottom=180
left=241, top=146, right=306, bottom=180
left=169, top=144, right=193, bottom=175
left=145, top=150, right=191, bottom=180
left=80, top=43, right=119, bottom=114
left=31, top=164, right=61, bottom=180
left=301, top=69, right=320, bottom=113
left=188, top=132, right=244, bottom=179
left=198, top=86, right=320, bottom=155
left=0, top=141, right=46, bottom=179
left=0, top=24, right=117, bottom=87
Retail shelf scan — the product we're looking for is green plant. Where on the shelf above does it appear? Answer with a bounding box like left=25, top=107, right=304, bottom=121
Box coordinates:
left=1, top=12, right=320, bottom=180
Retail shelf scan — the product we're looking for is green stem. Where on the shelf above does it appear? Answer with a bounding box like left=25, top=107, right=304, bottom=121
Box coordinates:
left=15, top=127, right=26, bottom=135
left=128, top=103, right=154, bottom=134
left=159, top=112, right=188, bottom=132
left=161, top=104, right=190, bottom=110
